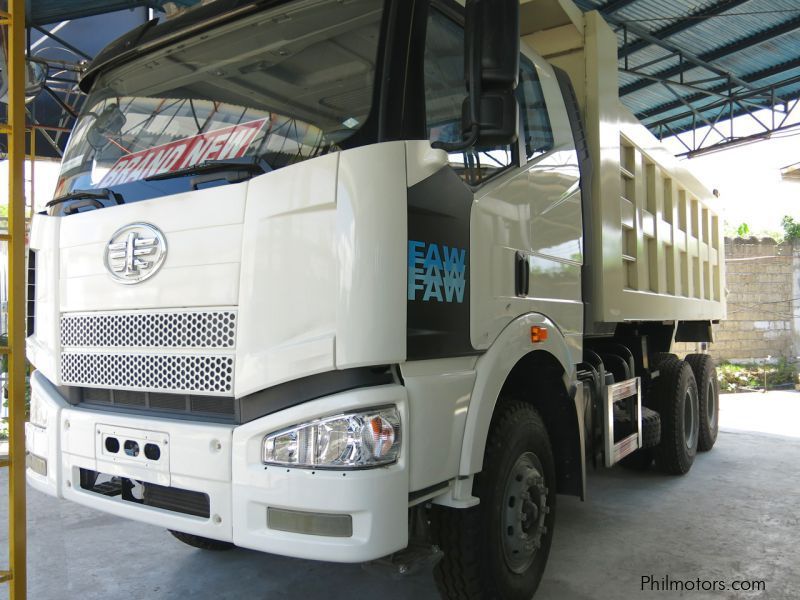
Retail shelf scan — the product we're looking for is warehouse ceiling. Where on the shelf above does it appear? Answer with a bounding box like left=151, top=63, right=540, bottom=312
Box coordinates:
left=6, top=0, right=800, bottom=158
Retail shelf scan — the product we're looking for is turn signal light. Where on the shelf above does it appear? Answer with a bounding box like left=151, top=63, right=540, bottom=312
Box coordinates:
left=531, top=326, right=548, bottom=343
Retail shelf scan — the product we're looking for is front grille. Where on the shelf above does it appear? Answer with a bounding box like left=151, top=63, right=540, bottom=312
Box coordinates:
left=143, top=482, right=210, bottom=518
left=59, top=309, right=237, bottom=395
left=77, top=386, right=235, bottom=419
left=61, top=353, right=234, bottom=394
left=61, top=310, right=236, bottom=348
left=79, top=468, right=211, bottom=518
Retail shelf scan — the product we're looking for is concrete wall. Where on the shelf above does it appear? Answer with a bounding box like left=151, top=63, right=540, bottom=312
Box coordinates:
left=675, top=237, right=799, bottom=362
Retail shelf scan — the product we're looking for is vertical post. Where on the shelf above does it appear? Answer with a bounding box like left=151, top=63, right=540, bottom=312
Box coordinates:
left=7, top=0, right=28, bottom=598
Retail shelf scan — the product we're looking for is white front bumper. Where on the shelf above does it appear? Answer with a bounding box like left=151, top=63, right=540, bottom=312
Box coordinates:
left=26, top=370, right=410, bottom=563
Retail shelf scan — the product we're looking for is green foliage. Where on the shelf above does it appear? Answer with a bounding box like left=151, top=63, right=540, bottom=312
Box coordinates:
left=781, top=216, right=800, bottom=242
left=0, top=333, right=7, bottom=374
left=717, top=359, right=797, bottom=393
left=736, top=222, right=750, bottom=237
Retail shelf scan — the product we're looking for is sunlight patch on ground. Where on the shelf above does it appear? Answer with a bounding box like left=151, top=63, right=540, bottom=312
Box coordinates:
left=720, top=390, right=800, bottom=438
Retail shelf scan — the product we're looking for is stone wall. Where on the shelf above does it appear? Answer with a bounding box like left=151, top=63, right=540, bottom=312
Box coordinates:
left=675, top=237, right=799, bottom=363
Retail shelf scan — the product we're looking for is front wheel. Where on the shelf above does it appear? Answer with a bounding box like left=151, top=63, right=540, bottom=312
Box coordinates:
left=432, top=401, right=556, bottom=600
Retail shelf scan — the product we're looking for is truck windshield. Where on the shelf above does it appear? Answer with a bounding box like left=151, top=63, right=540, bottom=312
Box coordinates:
left=53, top=0, right=384, bottom=206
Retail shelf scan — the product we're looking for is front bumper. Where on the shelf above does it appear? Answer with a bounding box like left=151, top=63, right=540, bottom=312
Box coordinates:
left=26, top=370, right=409, bottom=562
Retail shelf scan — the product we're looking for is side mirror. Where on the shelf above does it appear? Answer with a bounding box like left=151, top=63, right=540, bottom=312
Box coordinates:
left=433, top=0, right=520, bottom=151
left=0, top=56, right=48, bottom=104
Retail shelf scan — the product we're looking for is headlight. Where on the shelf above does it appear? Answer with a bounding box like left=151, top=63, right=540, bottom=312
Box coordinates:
left=262, top=406, right=401, bottom=469
left=29, top=392, right=48, bottom=428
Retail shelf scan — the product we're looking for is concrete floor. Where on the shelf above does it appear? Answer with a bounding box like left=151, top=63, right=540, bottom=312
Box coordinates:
left=2, top=391, right=799, bottom=599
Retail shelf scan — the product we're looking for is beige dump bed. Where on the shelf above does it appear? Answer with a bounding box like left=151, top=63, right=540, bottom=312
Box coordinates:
left=523, top=0, right=726, bottom=325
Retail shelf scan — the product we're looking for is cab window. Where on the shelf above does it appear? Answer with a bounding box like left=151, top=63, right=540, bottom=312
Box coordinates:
left=519, top=56, right=554, bottom=161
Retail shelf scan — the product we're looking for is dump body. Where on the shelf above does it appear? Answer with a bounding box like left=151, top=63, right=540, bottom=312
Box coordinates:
left=524, top=2, right=726, bottom=329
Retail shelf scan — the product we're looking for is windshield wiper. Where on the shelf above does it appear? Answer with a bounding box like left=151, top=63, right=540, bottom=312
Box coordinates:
left=144, top=157, right=272, bottom=186
left=46, top=188, right=124, bottom=213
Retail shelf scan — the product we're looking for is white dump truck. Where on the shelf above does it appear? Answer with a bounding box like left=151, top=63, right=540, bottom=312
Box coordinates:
left=25, top=0, right=725, bottom=597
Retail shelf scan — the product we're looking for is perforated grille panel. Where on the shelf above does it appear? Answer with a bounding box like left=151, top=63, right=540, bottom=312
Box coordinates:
left=61, top=311, right=236, bottom=348
left=59, top=309, right=237, bottom=396
left=61, top=353, right=234, bottom=394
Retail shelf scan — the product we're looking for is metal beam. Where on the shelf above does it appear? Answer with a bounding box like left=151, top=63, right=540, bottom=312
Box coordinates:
left=31, top=23, right=92, bottom=60
left=598, top=0, right=639, bottom=14
left=41, top=85, right=79, bottom=118
left=620, top=15, right=800, bottom=97
left=646, top=74, right=800, bottom=132
left=617, top=0, right=752, bottom=59
left=681, top=112, right=800, bottom=158
left=637, top=56, right=800, bottom=122
left=620, top=68, right=764, bottom=107
left=659, top=80, right=732, bottom=142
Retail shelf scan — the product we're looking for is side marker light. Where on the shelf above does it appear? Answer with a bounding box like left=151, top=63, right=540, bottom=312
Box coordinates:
left=531, top=326, right=548, bottom=343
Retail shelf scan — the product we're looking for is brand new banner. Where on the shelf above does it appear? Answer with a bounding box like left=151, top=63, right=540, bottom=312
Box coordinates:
left=99, top=118, right=268, bottom=187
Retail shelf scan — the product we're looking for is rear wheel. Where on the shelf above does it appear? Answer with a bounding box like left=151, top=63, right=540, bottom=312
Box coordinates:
left=684, top=354, right=719, bottom=451
left=432, top=401, right=556, bottom=600
left=651, top=358, right=700, bottom=475
left=169, top=530, right=234, bottom=551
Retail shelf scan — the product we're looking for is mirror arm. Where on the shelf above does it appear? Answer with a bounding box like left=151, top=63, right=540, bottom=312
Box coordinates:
left=432, top=124, right=479, bottom=152
left=432, top=0, right=482, bottom=153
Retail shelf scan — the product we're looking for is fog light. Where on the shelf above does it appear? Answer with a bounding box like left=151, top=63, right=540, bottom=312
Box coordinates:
left=26, top=452, right=47, bottom=477
left=267, top=507, right=353, bottom=538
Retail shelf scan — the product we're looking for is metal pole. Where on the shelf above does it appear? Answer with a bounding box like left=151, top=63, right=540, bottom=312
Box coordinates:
left=7, top=0, right=29, bottom=597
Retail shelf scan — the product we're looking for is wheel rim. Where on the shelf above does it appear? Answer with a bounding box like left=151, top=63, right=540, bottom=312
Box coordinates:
left=684, top=387, right=699, bottom=449
left=501, top=452, right=549, bottom=574
left=706, top=379, right=718, bottom=429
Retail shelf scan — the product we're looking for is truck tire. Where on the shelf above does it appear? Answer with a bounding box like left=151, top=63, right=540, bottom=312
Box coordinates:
left=616, top=406, right=661, bottom=448
left=684, top=354, right=719, bottom=452
left=651, top=352, right=677, bottom=370
left=431, top=401, right=556, bottom=600
left=169, top=530, right=234, bottom=551
left=651, top=358, right=700, bottom=475
left=618, top=407, right=661, bottom=471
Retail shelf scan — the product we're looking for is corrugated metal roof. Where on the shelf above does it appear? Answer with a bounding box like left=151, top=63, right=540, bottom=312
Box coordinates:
left=576, top=0, right=800, bottom=145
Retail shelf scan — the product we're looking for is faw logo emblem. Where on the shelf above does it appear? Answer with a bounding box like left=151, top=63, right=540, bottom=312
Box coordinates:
left=104, top=223, right=167, bottom=285
left=408, top=240, right=467, bottom=303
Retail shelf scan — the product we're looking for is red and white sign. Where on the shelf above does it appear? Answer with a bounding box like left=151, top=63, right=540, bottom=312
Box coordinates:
left=99, top=118, right=268, bottom=187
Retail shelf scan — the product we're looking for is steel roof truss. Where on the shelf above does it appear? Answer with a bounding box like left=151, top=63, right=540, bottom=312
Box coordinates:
left=618, top=14, right=800, bottom=99
left=639, top=57, right=800, bottom=122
